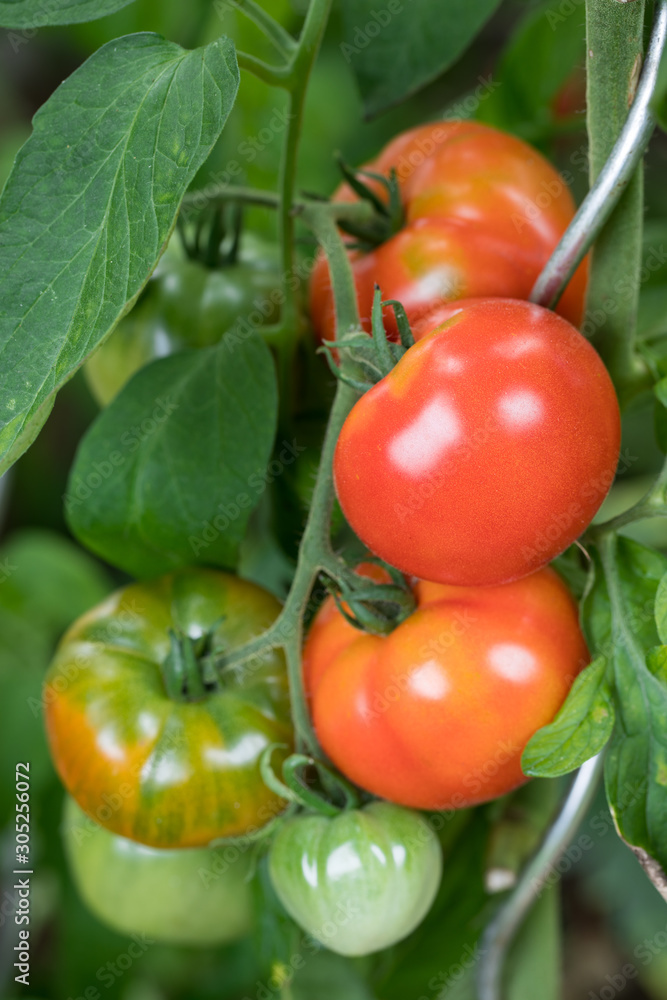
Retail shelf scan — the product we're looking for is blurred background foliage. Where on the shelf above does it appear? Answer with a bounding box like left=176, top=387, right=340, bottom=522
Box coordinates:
left=1, top=0, right=667, bottom=997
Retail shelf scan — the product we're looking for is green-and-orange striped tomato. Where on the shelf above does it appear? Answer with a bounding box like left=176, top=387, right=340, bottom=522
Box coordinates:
left=44, top=568, right=292, bottom=848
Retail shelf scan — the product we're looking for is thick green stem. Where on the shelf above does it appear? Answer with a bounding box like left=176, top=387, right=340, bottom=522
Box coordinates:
left=586, top=0, right=649, bottom=403
left=211, top=206, right=362, bottom=754
left=228, top=0, right=297, bottom=57
left=236, top=50, right=290, bottom=86
left=273, top=0, right=333, bottom=400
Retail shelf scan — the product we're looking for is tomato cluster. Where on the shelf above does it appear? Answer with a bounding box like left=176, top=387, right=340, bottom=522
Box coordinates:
left=45, top=119, right=615, bottom=960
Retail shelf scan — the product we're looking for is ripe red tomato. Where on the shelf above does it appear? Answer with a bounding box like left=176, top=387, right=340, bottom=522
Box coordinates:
left=304, top=565, right=588, bottom=810
left=310, top=121, right=588, bottom=343
left=333, top=298, right=620, bottom=587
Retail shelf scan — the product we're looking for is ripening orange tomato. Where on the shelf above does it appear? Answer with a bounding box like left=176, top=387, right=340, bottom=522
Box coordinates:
left=310, top=120, right=588, bottom=343
left=304, top=565, right=588, bottom=810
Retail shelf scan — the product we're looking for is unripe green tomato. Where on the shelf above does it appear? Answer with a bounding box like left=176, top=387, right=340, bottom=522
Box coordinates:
left=268, top=801, right=442, bottom=956
left=85, top=236, right=281, bottom=406
left=63, top=796, right=254, bottom=946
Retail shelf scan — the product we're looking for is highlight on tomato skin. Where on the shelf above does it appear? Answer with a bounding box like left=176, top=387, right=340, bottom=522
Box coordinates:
left=309, top=119, right=589, bottom=345
left=333, top=298, right=621, bottom=588
left=304, top=565, right=589, bottom=812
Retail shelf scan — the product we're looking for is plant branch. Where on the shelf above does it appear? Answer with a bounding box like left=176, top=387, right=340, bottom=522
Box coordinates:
left=235, top=50, right=291, bottom=86
left=272, top=0, right=333, bottom=401
left=227, top=0, right=297, bottom=57
left=209, top=204, right=363, bottom=753
left=592, top=453, right=667, bottom=533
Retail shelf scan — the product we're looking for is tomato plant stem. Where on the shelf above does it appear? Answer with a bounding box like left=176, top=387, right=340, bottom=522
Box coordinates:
left=208, top=200, right=363, bottom=755
left=229, top=0, right=297, bottom=58
left=273, top=0, right=333, bottom=407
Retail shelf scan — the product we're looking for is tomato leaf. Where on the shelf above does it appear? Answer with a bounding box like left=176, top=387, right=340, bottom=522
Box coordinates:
left=338, top=0, right=502, bottom=118
left=522, top=658, right=614, bottom=778
left=65, top=333, right=278, bottom=578
left=584, top=538, right=667, bottom=883
left=0, top=33, right=239, bottom=476
left=0, top=0, right=136, bottom=26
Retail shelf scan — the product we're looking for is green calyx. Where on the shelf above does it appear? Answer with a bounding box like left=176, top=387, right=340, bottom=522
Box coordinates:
left=260, top=746, right=361, bottom=818
left=322, top=558, right=417, bottom=636
left=321, top=285, right=416, bottom=392
left=334, top=156, right=404, bottom=248
left=161, top=626, right=223, bottom=702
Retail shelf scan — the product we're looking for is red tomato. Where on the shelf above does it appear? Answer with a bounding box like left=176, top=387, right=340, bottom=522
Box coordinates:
left=333, top=298, right=620, bottom=587
left=304, top=566, right=588, bottom=810
left=310, top=121, right=588, bottom=343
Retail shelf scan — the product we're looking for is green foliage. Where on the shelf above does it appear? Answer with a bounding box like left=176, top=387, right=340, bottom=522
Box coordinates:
left=0, top=32, right=239, bottom=476
left=338, top=0, right=502, bottom=117
left=522, top=658, right=615, bottom=778
left=477, top=0, right=586, bottom=140
left=586, top=538, right=667, bottom=874
left=0, top=0, right=136, bottom=27
left=66, top=332, right=278, bottom=577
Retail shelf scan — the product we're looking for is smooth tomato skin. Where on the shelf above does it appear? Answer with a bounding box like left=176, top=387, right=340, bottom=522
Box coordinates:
left=85, top=239, right=280, bottom=406
left=268, top=801, right=442, bottom=956
left=304, top=568, right=588, bottom=810
left=334, top=298, right=621, bottom=586
left=309, top=120, right=588, bottom=344
left=45, top=568, right=292, bottom=848
left=63, top=796, right=254, bottom=946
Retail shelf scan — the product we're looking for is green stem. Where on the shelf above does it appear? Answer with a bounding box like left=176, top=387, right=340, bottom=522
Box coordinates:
left=181, top=181, right=377, bottom=231
left=235, top=50, right=290, bottom=87
left=229, top=0, right=297, bottom=57
left=210, top=206, right=362, bottom=754
left=273, top=0, right=334, bottom=402
left=593, top=455, right=667, bottom=533
left=585, top=0, right=649, bottom=404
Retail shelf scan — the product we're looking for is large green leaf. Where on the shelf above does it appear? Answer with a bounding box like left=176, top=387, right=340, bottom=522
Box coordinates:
left=0, top=0, right=136, bottom=27
left=66, top=333, right=278, bottom=578
left=338, top=0, right=502, bottom=118
left=0, top=32, right=239, bottom=475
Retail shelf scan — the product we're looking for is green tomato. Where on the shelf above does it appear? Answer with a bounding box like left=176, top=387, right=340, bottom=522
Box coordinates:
left=85, top=235, right=280, bottom=406
left=268, top=802, right=442, bottom=956
left=63, top=796, right=254, bottom=946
